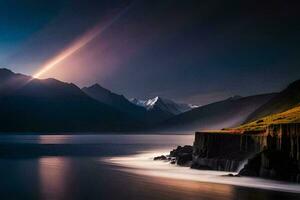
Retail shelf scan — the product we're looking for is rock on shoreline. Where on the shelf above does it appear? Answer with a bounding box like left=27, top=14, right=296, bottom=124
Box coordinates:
left=154, top=145, right=193, bottom=166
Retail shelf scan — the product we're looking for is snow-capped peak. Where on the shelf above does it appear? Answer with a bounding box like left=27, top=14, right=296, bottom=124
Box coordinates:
left=188, top=104, right=199, bottom=109
left=130, top=96, right=160, bottom=110
left=144, top=96, right=160, bottom=109
left=130, top=96, right=199, bottom=115
left=131, top=98, right=147, bottom=108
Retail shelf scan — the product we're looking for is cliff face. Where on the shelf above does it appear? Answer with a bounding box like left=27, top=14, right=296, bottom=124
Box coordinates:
left=192, top=123, right=300, bottom=182
left=239, top=124, right=300, bottom=182
left=265, top=123, right=300, bottom=160
left=192, top=131, right=265, bottom=171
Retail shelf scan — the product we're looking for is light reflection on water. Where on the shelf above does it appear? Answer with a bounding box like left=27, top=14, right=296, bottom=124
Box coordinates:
left=0, top=134, right=299, bottom=200
left=38, top=157, right=70, bottom=200
left=0, top=134, right=194, bottom=145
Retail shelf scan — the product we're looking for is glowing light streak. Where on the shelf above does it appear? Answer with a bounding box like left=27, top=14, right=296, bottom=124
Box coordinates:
left=33, top=7, right=129, bottom=79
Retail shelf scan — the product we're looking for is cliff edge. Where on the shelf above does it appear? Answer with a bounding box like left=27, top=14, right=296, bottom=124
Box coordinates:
left=192, top=123, right=300, bottom=182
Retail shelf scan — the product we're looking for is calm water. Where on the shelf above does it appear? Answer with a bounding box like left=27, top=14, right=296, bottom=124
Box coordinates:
left=0, top=134, right=299, bottom=200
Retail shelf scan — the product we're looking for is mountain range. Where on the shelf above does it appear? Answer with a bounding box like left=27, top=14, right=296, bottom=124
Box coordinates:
left=0, top=69, right=137, bottom=132
left=131, top=97, right=198, bottom=114
left=235, top=79, right=300, bottom=131
left=131, top=97, right=198, bottom=123
left=157, top=94, right=276, bottom=131
left=82, top=84, right=197, bottom=124
left=82, top=84, right=147, bottom=119
left=0, top=68, right=299, bottom=133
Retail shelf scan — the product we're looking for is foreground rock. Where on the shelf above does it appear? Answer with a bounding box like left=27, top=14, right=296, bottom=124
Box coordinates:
left=154, top=145, right=193, bottom=166
left=171, top=145, right=193, bottom=166
left=153, top=155, right=168, bottom=161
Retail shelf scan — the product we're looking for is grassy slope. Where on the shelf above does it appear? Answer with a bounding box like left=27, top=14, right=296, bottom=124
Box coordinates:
left=245, top=79, right=300, bottom=123
left=237, top=105, right=300, bottom=131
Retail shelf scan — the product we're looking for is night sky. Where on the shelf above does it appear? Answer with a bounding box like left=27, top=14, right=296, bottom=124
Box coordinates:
left=0, top=0, right=300, bottom=105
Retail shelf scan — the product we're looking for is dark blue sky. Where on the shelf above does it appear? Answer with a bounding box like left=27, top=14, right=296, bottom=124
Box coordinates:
left=1, top=0, right=300, bottom=105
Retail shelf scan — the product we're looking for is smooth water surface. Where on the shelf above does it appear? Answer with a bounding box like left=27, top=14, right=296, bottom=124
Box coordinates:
left=0, top=134, right=299, bottom=200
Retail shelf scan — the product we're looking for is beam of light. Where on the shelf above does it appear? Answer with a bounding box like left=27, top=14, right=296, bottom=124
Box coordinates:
left=33, top=6, right=130, bottom=79
left=33, top=26, right=102, bottom=79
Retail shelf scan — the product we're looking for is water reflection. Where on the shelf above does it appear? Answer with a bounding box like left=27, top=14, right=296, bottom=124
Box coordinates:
left=0, top=134, right=298, bottom=200
left=0, top=134, right=194, bottom=145
left=38, top=135, right=71, bottom=144
left=39, top=157, right=70, bottom=200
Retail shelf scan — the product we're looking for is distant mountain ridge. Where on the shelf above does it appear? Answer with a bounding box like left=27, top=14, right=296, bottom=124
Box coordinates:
left=0, top=68, right=31, bottom=95
left=1, top=67, right=299, bottom=133
left=82, top=84, right=147, bottom=118
left=0, top=68, right=138, bottom=132
left=131, top=96, right=198, bottom=115
left=0, top=68, right=199, bottom=131
left=82, top=85, right=199, bottom=124
left=131, top=96, right=198, bottom=124
left=245, top=79, right=300, bottom=123
left=158, top=93, right=276, bottom=131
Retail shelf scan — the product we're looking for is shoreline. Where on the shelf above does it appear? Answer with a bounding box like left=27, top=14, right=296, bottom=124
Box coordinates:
left=103, top=150, right=300, bottom=194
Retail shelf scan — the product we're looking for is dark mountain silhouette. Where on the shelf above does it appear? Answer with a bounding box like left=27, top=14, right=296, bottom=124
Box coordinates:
left=158, top=94, right=276, bottom=131
left=0, top=68, right=138, bottom=132
left=245, top=79, right=300, bottom=123
left=1, top=68, right=292, bottom=133
left=0, top=68, right=31, bottom=95
left=82, top=84, right=147, bottom=118
left=82, top=85, right=198, bottom=124
left=131, top=97, right=173, bottom=123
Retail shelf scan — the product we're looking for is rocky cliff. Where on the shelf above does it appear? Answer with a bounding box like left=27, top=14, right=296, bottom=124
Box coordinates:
left=239, top=123, right=300, bottom=182
left=192, top=131, right=265, bottom=171
left=192, top=123, right=300, bottom=182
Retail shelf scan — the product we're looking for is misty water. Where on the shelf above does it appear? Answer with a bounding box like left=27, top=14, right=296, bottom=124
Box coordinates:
left=0, top=134, right=299, bottom=200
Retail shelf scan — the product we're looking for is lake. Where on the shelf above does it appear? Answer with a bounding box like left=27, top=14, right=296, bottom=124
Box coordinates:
left=0, top=134, right=299, bottom=200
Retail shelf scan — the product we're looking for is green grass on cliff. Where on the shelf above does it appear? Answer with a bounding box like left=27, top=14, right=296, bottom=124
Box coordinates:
left=237, top=105, right=300, bottom=131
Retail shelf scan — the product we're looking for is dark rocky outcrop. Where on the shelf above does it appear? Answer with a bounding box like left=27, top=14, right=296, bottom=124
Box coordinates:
left=153, top=155, right=168, bottom=161
left=170, top=145, right=193, bottom=166
left=192, top=131, right=264, bottom=171
left=238, top=124, right=300, bottom=182
left=192, top=123, right=300, bottom=182
left=154, top=145, right=193, bottom=166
